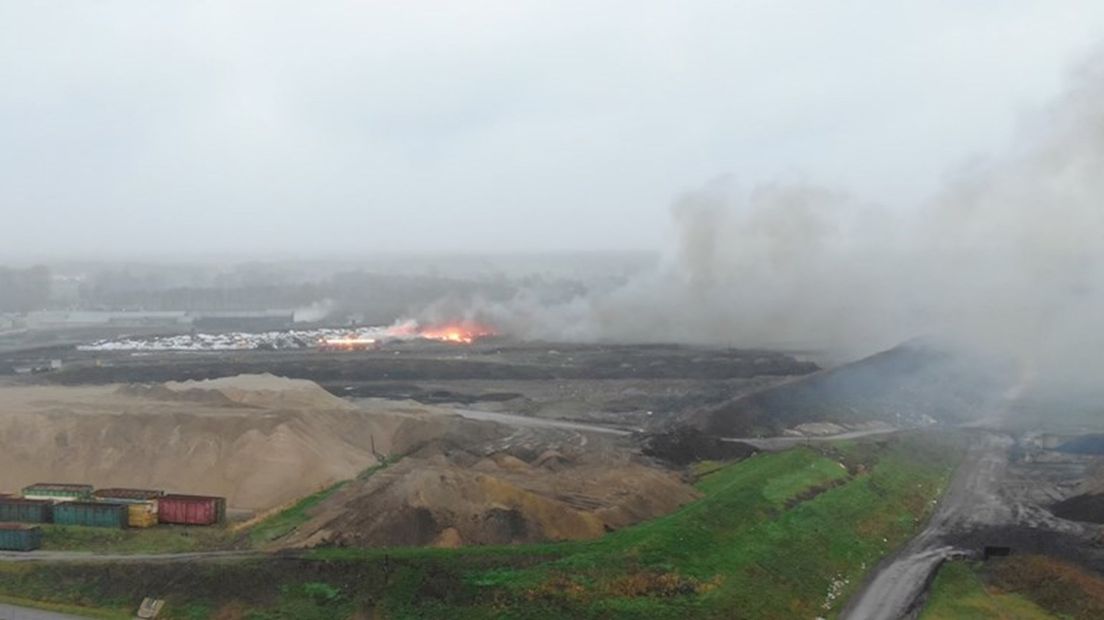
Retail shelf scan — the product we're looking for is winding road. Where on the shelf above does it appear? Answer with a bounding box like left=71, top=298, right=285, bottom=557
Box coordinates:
left=450, top=407, right=639, bottom=435
left=840, top=432, right=1014, bottom=620
left=721, top=427, right=901, bottom=451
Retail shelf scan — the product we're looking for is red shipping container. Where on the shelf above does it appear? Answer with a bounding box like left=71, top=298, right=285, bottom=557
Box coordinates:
left=157, top=494, right=226, bottom=526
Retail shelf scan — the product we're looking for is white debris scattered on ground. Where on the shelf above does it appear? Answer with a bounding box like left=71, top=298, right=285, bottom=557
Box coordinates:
left=822, top=574, right=850, bottom=610
left=77, top=326, right=400, bottom=352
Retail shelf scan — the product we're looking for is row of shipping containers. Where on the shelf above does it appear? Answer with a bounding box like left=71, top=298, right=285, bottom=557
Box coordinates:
left=0, top=485, right=226, bottom=532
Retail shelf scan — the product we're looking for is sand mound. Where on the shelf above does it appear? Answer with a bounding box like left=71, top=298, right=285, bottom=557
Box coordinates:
left=0, top=381, right=455, bottom=511
left=0, top=377, right=700, bottom=543
left=160, top=374, right=356, bottom=410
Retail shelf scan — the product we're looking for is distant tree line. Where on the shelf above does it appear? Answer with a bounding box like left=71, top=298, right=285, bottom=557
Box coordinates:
left=78, top=270, right=519, bottom=323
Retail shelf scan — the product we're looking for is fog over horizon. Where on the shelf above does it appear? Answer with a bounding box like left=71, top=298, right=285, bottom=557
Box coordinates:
left=3, top=2, right=1104, bottom=259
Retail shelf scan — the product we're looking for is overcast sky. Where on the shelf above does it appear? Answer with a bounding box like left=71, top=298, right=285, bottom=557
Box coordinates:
left=2, top=1, right=1103, bottom=260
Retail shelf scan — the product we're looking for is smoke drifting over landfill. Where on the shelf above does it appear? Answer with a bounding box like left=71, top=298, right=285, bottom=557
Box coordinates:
left=430, top=50, right=1104, bottom=386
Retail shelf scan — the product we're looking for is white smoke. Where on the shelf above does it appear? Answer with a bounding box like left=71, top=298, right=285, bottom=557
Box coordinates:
left=422, top=48, right=1104, bottom=387
left=294, top=299, right=336, bottom=323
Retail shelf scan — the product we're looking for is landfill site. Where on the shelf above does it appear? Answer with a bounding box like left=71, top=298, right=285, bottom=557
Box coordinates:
left=0, top=327, right=815, bottom=549
left=4, top=314, right=1104, bottom=619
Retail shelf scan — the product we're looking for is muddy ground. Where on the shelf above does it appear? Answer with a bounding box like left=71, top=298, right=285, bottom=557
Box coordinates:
left=3, top=340, right=818, bottom=432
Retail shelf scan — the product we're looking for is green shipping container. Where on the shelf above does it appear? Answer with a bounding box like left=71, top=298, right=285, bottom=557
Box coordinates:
left=0, top=524, right=42, bottom=551
left=52, top=502, right=128, bottom=529
left=0, top=499, right=53, bottom=524
left=22, top=483, right=93, bottom=502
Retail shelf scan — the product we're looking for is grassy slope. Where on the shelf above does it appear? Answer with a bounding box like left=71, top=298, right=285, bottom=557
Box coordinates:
left=920, top=562, right=1058, bottom=620
left=390, top=435, right=956, bottom=620
left=248, top=480, right=349, bottom=547
left=0, top=435, right=959, bottom=620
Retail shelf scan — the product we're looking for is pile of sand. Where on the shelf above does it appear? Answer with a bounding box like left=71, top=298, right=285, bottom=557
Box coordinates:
left=131, top=373, right=356, bottom=410
left=0, top=374, right=701, bottom=545
left=0, top=377, right=455, bottom=511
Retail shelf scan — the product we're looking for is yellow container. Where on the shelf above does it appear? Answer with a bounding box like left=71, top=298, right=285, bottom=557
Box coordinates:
left=127, top=503, right=158, bottom=528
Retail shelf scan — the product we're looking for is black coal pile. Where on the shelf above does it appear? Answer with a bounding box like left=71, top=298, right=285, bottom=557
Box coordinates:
left=641, top=426, right=757, bottom=466
left=1051, top=493, right=1104, bottom=524
left=694, top=341, right=1013, bottom=436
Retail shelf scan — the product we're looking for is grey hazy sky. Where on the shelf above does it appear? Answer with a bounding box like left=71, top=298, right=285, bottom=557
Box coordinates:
left=2, top=1, right=1103, bottom=259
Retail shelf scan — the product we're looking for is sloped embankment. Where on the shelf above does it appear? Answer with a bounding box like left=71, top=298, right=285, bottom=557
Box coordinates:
left=0, top=375, right=453, bottom=511
left=693, top=342, right=1012, bottom=436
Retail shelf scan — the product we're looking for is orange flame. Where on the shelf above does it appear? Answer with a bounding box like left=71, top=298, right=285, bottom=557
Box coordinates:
left=318, top=336, right=378, bottom=351
left=415, top=321, right=496, bottom=344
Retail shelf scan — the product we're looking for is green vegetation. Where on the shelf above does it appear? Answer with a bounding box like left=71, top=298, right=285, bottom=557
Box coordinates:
left=249, top=480, right=349, bottom=546
left=989, top=555, right=1104, bottom=619
left=0, top=434, right=960, bottom=620
left=247, top=458, right=396, bottom=547
left=922, top=555, right=1104, bottom=620
left=41, top=523, right=234, bottom=554
left=921, top=561, right=1058, bottom=620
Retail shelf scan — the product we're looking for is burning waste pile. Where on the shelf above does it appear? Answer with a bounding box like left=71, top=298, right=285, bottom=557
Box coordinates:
left=78, top=320, right=497, bottom=352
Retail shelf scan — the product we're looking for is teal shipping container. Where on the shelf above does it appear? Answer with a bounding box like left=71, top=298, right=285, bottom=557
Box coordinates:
left=52, top=502, right=128, bottom=529
left=0, top=499, right=53, bottom=524
left=0, top=523, right=42, bottom=551
left=22, top=483, right=93, bottom=502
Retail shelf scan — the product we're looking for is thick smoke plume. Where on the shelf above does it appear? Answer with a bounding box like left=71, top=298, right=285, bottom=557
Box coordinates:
left=427, top=51, right=1104, bottom=386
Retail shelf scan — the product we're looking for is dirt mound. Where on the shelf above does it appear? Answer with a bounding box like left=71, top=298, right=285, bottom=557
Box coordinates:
left=277, top=445, right=699, bottom=549
left=641, top=426, right=757, bottom=465
left=161, top=374, right=356, bottom=410
left=0, top=382, right=455, bottom=511
left=1051, top=493, right=1104, bottom=523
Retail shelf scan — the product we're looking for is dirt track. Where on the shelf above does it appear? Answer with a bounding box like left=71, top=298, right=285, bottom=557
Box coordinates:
left=842, top=431, right=1095, bottom=620
left=449, top=407, right=638, bottom=435
left=841, top=433, right=1007, bottom=619
left=0, top=550, right=261, bottom=563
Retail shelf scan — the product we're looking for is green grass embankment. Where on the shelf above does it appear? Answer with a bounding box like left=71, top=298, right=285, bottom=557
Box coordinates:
left=40, top=523, right=235, bottom=554
left=0, top=434, right=960, bottom=620
left=248, top=480, right=349, bottom=547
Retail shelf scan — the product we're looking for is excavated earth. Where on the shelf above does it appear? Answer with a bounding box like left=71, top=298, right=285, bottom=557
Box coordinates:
left=0, top=373, right=704, bottom=548
left=0, top=375, right=453, bottom=512
left=279, top=436, right=699, bottom=549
